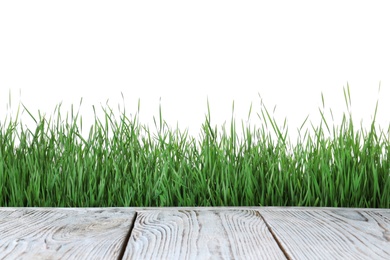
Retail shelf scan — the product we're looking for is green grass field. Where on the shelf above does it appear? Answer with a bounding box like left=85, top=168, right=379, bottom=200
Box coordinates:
left=1, top=86, right=389, bottom=207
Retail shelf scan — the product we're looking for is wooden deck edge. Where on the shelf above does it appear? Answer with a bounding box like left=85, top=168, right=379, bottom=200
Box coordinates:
left=1, top=206, right=387, bottom=210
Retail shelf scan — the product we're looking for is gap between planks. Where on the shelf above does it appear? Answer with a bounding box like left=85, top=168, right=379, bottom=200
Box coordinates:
left=117, top=212, right=137, bottom=260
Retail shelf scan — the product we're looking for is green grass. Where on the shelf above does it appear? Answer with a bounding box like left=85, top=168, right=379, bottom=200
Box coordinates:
left=1, top=86, right=389, bottom=208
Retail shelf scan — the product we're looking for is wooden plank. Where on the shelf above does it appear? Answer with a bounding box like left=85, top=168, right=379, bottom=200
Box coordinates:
left=260, top=207, right=390, bottom=260
left=123, top=208, right=286, bottom=259
left=0, top=208, right=136, bottom=260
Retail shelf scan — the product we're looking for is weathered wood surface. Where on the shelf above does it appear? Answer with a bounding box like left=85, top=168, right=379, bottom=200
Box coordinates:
left=0, top=207, right=389, bottom=259
left=0, top=208, right=136, bottom=260
left=123, top=209, right=285, bottom=259
left=261, top=207, right=390, bottom=260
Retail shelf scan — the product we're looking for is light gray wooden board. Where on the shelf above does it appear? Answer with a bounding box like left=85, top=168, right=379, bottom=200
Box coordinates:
left=260, top=207, right=390, bottom=260
left=123, top=209, right=286, bottom=259
left=0, top=208, right=136, bottom=260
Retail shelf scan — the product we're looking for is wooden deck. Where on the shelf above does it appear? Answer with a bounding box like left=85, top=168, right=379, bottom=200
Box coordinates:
left=0, top=207, right=389, bottom=259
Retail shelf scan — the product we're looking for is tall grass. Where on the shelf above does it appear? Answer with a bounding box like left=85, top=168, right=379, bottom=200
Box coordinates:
left=0, top=86, right=389, bottom=207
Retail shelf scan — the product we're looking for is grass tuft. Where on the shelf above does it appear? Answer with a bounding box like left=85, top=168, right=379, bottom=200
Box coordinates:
left=1, top=86, right=389, bottom=207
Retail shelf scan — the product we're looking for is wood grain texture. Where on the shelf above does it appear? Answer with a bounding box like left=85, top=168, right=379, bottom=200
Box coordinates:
left=0, top=208, right=136, bottom=260
left=1, top=207, right=388, bottom=259
left=123, top=209, right=286, bottom=260
left=260, top=207, right=390, bottom=260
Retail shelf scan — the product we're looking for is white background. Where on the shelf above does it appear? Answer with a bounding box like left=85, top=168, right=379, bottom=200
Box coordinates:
left=1, top=1, right=389, bottom=145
